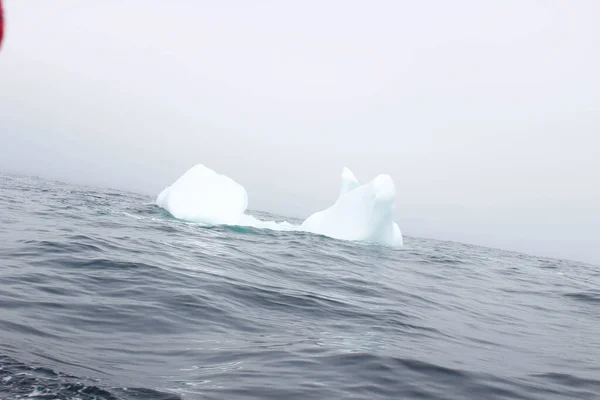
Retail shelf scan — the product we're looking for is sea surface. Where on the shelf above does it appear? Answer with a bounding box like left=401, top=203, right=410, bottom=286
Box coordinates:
left=0, top=173, right=599, bottom=400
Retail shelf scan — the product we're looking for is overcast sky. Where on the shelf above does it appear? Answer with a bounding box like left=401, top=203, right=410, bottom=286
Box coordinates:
left=1, top=1, right=598, bottom=264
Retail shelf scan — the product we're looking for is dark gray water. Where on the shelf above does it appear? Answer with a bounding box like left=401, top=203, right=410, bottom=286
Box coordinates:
left=0, top=173, right=599, bottom=400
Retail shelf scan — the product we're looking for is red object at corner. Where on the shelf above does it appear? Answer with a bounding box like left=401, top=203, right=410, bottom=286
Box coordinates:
left=0, top=0, right=4, bottom=49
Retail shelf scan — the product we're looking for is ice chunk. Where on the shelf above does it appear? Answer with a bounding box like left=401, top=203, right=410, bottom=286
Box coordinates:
left=157, top=164, right=403, bottom=247
left=301, top=168, right=403, bottom=246
left=156, top=165, right=297, bottom=230
left=339, top=167, right=359, bottom=197
left=156, top=164, right=248, bottom=225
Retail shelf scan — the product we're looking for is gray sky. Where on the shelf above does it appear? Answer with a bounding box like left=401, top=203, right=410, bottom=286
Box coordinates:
left=1, top=1, right=599, bottom=264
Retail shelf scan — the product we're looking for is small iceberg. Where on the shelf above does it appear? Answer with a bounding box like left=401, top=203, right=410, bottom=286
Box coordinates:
left=156, top=164, right=248, bottom=225
left=301, top=168, right=403, bottom=246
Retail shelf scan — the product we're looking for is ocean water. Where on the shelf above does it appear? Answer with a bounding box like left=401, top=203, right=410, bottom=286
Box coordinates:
left=0, top=174, right=599, bottom=400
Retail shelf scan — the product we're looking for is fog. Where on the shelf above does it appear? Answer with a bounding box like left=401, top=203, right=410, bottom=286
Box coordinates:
left=1, top=1, right=598, bottom=264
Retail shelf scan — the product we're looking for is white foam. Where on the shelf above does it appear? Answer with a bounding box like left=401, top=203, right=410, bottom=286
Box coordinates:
left=27, top=388, right=45, bottom=398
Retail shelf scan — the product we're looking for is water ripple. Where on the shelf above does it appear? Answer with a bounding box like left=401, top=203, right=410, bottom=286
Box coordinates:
left=0, top=174, right=598, bottom=399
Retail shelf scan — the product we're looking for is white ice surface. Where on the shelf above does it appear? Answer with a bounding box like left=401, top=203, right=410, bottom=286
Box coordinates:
left=156, top=164, right=247, bottom=225
left=156, top=164, right=402, bottom=246
left=301, top=168, right=403, bottom=246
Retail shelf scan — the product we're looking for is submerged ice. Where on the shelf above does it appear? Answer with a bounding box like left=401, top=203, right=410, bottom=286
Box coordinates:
left=156, top=164, right=403, bottom=247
